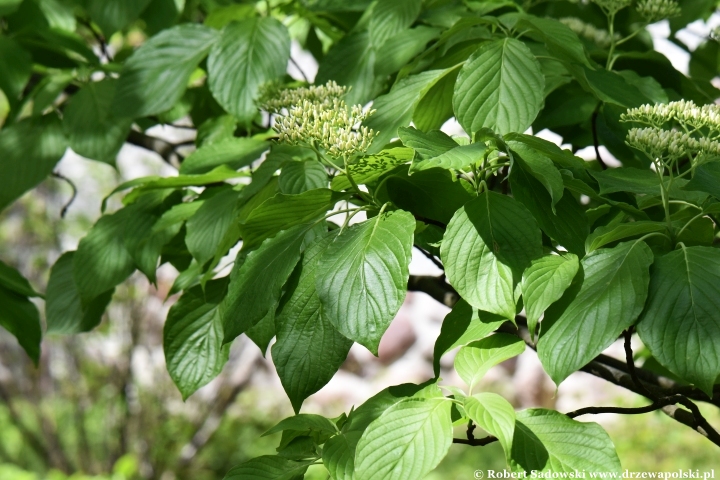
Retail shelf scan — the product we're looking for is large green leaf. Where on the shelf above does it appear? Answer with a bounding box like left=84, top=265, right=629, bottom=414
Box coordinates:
left=185, top=187, right=240, bottom=264
left=508, top=141, right=564, bottom=209
left=223, top=455, right=312, bottom=480
left=432, top=300, right=505, bottom=376
left=0, top=286, right=42, bottom=364
left=113, top=24, right=219, bottom=118
left=180, top=137, right=269, bottom=174
left=164, top=279, right=229, bottom=399
left=516, top=15, right=590, bottom=67
left=278, top=160, right=328, bottom=194
left=46, top=252, right=113, bottom=335
left=510, top=409, right=621, bottom=474
left=63, top=79, right=133, bottom=164
left=454, top=333, right=525, bottom=391
left=368, top=0, right=422, bottom=46
left=316, top=32, right=376, bottom=106
left=0, top=115, right=67, bottom=212
left=0, top=261, right=39, bottom=298
left=316, top=210, right=415, bottom=354
left=322, top=431, right=362, bottom=480
left=263, top=413, right=338, bottom=436
left=0, top=36, right=31, bottom=109
left=464, top=393, right=516, bottom=457
left=364, top=70, right=449, bottom=152
left=398, top=126, right=486, bottom=173
left=355, top=397, right=453, bottom=480
left=374, top=26, right=441, bottom=78
left=453, top=38, right=544, bottom=135
left=585, top=221, right=667, bottom=253
left=521, top=254, right=579, bottom=341
left=239, top=189, right=340, bottom=250
left=683, top=161, right=720, bottom=200
left=272, top=234, right=352, bottom=412
left=207, top=17, right=290, bottom=124
left=537, top=241, right=654, bottom=385
left=637, top=246, right=720, bottom=396
left=441, top=191, right=542, bottom=318
left=331, top=148, right=413, bottom=190
left=87, top=0, right=152, bottom=35
left=220, top=224, right=309, bottom=343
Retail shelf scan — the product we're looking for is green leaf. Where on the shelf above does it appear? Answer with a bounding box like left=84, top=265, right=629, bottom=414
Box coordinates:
left=0, top=115, right=67, bottom=212
left=464, top=393, right=516, bottom=457
left=537, top=241, right=654, bottom=385
left=316, top=32, right=376, bottom=106
left=355, top=397, right=453, bottom=480
left=180, top=137, right=269, bottom=174
left=398, top=126, right=459, bottom=156
left=637, top=246, right=720, bottom=396
left=73, top=212, right=137, bottom=302
left=0, top=260, right=39, bottom=298
left=591, top=167, right=660, bottom=195
left=278, top=160, right=328, bottom=194
left=454, top=333, right=525, bottom=390
left=453, top=38, right=544, bottom=135
left=63, top=79, right=133, bottom=164
left=570, top=65, right=650, bottom=108
left=510, top=409, right=621, bottom=474
left=374, top=26, right=442, bottom=77
left=509, top=159, right=589, bottom=256
left=331, top=148, right=413, bottom=190
left=322, top=431, right=362, bottom=480
left=113, top=24, right=219, bottom=118
left=164, top=279, right=229, bottom=399
left=504, top=133, right=590, bottom=182
left=316, top=210, right=415, bottom=354
left=399, top=126, right=487, bottom=173
left=441, top=191, right=542, bottom=318
left=521, top=254, right=579, bottom=341
left=516, top=15, right=590, bottom=67
left=220, top=224, right=310, bottom=343
left=683, top=161, right=720, bottom=200
left=223, top=455, right=312, bottom=480
left=185, top=187, right=240, bottom=265
left=246, top=307, right=276, bottom=355
left=272, top=234, right=352, bottom=412
left=508, top=141, right=564, bottom=209
left=413, top=68, right=457, bottom=132
left=364, top=69, right=450, bottom=152
left=46, top=252, right=113, bottom=335
left=239, top=189, right=340, bottom=251
left=368, top=0, right=422, bottom=46
left=87, top=0, right=152, bottom=35
left=432, top=300, right=505, bottom=376
left=208, top=17, right=290, bottom=124
left=263, top=414, right=338, bottom=436
left=0, top=286, right=42, bottom=363
left=585, top=221, right=667, bottom=253
left=0, top=36, right=31, bottom=109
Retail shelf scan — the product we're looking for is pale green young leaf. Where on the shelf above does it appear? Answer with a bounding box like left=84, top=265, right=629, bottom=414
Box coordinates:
left=207, top=17, right=290, bottom=124
left=113, top=24, right=219, bottom=118
left=454, top=333, right=525, bottom=391
left=510, top=409, right=621, bottom=474
left=637, top=246, right=720, bottom=396
left=521, top=254, right=579, bottom=341
left=323, top=431, right=363, bottom=480
left=164, top=279, right=229, bottom=399
left=355, top=397, right=453, bottom=480
left=537, top=241, right=654, bottom=385
left=464, top=393, right=516, bottom=457
left=432, top=300, right=506, bottom=376
left=331, top=148, right=413, bottom=190
left=316, top=210, right=415, bottom=354
left=453, top=38, right=544, bottom=135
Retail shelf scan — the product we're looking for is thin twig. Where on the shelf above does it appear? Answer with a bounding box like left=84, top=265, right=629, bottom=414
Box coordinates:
left=591, top=106, right=608, bottom=170
left=623, top=327, right=654, bottom=398
left=414, top=246, right=444, bottom=272
left=289, top=56, right=309, bottom=83
left=52, top=172, right=78, bottom=218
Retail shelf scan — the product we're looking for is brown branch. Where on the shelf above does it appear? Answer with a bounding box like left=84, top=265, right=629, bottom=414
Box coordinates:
left=126, top=130, right=182, bottom=165
left=407, top=275, right=458, bottom=308
left=591, top=105, right=608, bottom=170
left=623, top=327, right=653, bottom=398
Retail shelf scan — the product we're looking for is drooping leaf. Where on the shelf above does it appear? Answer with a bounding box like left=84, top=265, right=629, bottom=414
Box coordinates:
left=179, top=137, right=269, bottom=174
left=432, top=300, right=506, bottom=376
left=316, top=210, right=415, bottom=354
left=113, top=24, right=219, bottom=118
left=207, top=17, right=290, bottom=124
left=272, top=234, right=352, bottom=412
left=0, top=261, right=39, bottom=298
left=510, top=409, right=622, bottom=474
left=45, top=252, right=113, bottom=335
left=0, top=287, right=42, bottom=364
left=164, top=279, right=229, bottom=399
left=355, top=397, right=453, bottom=480
left=453, top=38, right=544, bottom=135
left=537, top=241, right=654, bottom=385
left=441, top=191, right=542, bottom=318
left=521, top=254, right=579, bottom=341
left=0, top=36, right=32, bottom=109
left=220, top=224, right=310, bottom=343
left=63, top=79, right=133, bottom=164
left=508, top=141, right=564, bottom=209
left=464, top=393, right=516, bottom=457
left=0, top=115, right=67, bottom=212
left=223, top=456, right=312, bottom=480
left=637, top=246, right=720, bottom=396
left=185, top=187, right=240, bottom=264
left=454, top=333, right=525, bottom=391
left=246, top=307, right=276, bottom=355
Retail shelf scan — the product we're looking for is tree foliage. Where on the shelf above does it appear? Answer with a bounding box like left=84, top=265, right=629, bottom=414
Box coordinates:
left=1, top=0, right=720, bottom=477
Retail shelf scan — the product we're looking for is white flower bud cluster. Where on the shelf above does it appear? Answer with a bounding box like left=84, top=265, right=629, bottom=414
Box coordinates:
left=635, top=0, right=681, bottom=22
left=626, top=126, right=720, bottom=159
left=263, top=81, right=378, bottom=158
left=560, top=17, right=617, bottom=48
left=591, top=0, right=631, bottom=15
left=622, top=100, right=720, bottom=132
